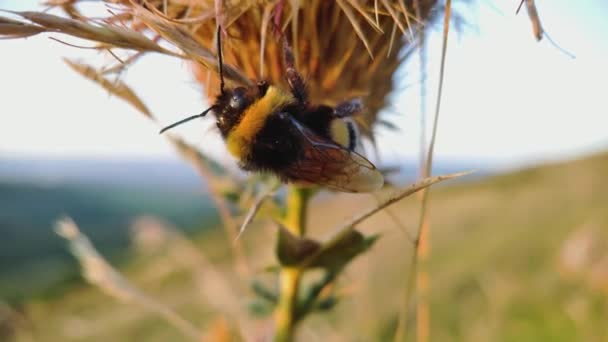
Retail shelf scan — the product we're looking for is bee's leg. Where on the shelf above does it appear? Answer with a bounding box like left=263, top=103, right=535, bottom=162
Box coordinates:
left=275, top=26, right=309, bottom=105
left=334, top=98, right=363, bottom=118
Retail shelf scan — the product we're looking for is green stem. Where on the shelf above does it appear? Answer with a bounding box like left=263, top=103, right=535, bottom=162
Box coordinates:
left=284, top=186, right=310, bottom=236
left=274, top=186, right=310, bottom=342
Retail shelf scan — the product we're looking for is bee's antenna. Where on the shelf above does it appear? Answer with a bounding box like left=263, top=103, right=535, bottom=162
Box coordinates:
left=159, top=106, right=215, bottom=134
left=217, top=26, right=225, bottom=95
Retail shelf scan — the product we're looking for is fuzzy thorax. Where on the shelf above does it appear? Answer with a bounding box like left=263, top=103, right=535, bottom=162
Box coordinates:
left=226, top=86, right=296, bottom=159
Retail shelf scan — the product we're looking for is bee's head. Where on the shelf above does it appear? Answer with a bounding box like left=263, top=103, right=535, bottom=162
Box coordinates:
left=213, top=86, right=251, bottom=136
left=159, top=28, right=271, bottom=137
left=214, top=82, right=269, bottom=137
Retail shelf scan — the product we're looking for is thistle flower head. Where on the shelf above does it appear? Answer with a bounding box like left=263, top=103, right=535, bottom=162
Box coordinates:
left=45, top=0, right=439, bottom=140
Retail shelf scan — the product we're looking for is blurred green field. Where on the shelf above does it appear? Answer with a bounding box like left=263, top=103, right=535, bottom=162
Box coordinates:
left=0, top=182, right=218, bottom=303
left=3, top=152, right=608, bottom=341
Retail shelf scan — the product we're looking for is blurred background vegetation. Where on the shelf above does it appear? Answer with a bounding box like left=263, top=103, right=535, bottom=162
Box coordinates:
left=2, top=153, right=607, bottom=341
left=1, top=0, right=608, bottom=341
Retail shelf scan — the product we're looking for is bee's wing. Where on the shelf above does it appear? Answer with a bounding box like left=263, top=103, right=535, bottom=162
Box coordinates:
left=282, top=115, right=384, bottom=193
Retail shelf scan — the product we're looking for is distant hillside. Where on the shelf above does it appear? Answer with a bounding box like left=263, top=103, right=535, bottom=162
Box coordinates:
left=0, top=157, right=205, bottom=190
left=0, top=180, right=217, bottom=303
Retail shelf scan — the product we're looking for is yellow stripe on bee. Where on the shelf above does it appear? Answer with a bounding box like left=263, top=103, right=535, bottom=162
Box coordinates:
left=227, top=86, right=295, bottom=159
left=329, top=119, right=350, bottom=148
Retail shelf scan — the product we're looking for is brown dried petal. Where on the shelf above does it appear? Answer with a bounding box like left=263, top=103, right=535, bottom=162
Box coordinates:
left=64, top=59, right=152, bottom=117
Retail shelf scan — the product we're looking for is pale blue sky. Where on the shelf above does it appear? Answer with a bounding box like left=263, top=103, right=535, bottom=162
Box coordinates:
left=1, top=0, right=607, bottom=171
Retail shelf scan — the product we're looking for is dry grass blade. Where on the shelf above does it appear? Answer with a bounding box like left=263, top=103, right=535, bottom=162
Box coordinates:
left=236, top=184, right=279, bottom=241
left=64, top=58, right=152, bottom=117
left=131, top=4, right=252, bottom=86
left=9, top=11, right=178, bottom=55
left=102, top=50, right=146, bottom=74
left=55, top=217, right=201, bottom=341
left=395, top=2, right=452, bottom=340
left=372, top=192, right=416, bottom=243
left=523, top=0, right=543, bottom=41
left=422, top=2, right=451, bottom=181
left=415, top=0, right=428, bottom=177
left=0, top=16, right=27, bottom=26
left=337, top=0, right=374, bottom=58
left=302, top=171, right=470, bottom=269
left=340, top=171, right=468, bottom=232
left=0, top=16, right=46, bottom=38
left=520, top=0, right=575, bottom=59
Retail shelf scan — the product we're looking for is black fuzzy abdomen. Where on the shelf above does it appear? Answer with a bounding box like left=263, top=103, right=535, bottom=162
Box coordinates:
left=294, top=105, right=334, bottom=140
left=244, top=113, right=303, bottom=173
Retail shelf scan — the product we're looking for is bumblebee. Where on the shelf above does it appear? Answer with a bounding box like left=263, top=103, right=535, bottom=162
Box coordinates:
left=161, top=28, right=383, bottom=193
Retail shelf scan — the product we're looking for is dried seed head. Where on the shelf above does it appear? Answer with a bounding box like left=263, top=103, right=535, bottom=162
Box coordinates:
left=187, top=0, right=438, bottom=139
left=34, top=0, right=439, bottom=140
